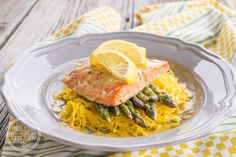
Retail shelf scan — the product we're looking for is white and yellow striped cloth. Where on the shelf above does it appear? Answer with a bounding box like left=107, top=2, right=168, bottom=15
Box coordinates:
left=3, top=0, right=236, bottom=156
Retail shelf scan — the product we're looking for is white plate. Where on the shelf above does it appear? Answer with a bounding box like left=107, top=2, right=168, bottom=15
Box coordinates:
left=1, top=32, right=236, bottom=152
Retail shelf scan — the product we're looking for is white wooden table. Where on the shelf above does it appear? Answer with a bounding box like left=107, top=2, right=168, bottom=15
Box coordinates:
left=0, top=0, right=235, bottom=154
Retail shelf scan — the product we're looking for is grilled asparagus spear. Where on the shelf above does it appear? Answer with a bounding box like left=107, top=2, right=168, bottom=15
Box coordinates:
left=126, top=100, right=147, bottom=128
left=149, top=103, right=157, bottom=120
left=131, top=96, right=145, bottom=108
left=143, top=87, right=158, bottom=102
left=136, top=90, right=157, bottom=120
left=120, top=103, right=133, bottom=119
left=96, top=104, right=111, bottom=122
left=137, top=92, right=149, bottom=102
left=159, top=92, right=176, bottom=108
left=144, top=102, right=157, bottom=120
left=149, top=84, right=176, bottom=108
left=110, top=106, right=120, bottom=116
left=149, top=84, right=161, bottom=95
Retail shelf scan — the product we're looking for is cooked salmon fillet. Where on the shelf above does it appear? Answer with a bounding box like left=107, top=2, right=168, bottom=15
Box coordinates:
left=63, top=59, right=169, bottom=106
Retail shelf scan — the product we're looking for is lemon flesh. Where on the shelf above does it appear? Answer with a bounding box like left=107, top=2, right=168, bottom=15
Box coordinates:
left=92, top=50, right=138, bottom=84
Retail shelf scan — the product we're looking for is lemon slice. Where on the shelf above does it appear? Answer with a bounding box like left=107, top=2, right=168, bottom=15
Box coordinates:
left=93, top=50, right=138, bottom=84
left=90, top=40, right=147, bottom=66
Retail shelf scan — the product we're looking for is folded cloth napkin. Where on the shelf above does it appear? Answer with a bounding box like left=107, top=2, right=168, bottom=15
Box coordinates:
left=2, top=0, right=236, bottom=156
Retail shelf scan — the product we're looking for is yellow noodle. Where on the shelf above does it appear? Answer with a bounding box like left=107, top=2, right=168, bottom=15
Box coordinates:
left=56, top=71, right=190, bottom=137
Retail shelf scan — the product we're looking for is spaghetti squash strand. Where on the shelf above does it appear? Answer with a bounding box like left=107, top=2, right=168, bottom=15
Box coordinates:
left=57, top=72, right=190, bottom=137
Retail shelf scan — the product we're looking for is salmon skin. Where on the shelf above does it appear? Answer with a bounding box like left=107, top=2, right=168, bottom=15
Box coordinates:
left=63, top=59, right=169, bottom=106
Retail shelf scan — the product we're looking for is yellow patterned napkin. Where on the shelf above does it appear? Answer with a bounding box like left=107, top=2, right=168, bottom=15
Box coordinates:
left=133, top=0, right=236, bottom=62
left=3, top=0, right=236, bottom=157
left=53, top=0, right=236, bottom=63
left=110, top=132, right=236, bottom=157
left=53, top=7, right=122, bottom=39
